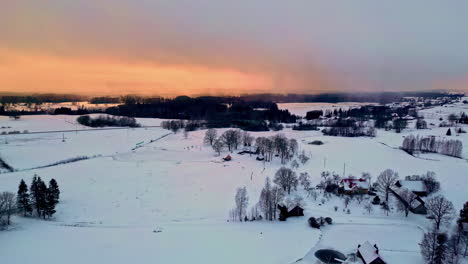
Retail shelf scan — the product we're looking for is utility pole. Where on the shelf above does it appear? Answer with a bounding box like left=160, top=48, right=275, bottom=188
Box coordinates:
left=343, top=163, right=346, bottom=178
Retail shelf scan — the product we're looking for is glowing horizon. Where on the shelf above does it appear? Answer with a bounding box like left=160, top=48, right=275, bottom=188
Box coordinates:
left=1, top=1, right=468, bottom=96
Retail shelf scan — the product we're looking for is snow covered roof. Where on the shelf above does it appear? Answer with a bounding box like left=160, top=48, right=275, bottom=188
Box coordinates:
left=341, top=178, right=369, bottom=191
left=398, top=180, right=426, bottom=193
left=358, top=241, right=382, bottom=264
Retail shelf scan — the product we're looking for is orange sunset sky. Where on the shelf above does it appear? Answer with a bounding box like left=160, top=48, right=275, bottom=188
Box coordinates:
left=1, top=1, right=468, bottom=96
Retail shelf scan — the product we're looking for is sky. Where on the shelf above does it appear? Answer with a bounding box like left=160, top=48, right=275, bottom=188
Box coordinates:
left=1, top=0, right=468, bottom=96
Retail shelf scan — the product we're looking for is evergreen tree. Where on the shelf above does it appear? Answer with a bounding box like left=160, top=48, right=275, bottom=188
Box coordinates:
left=434, top=233, right=448, bottom=264
left=16, top=179, right=32, bottom=216
left=36, top=180, right=48, bottom=219
left=460, top=202, right=468, bottom=223
left=44, top=188, right=57, bottom=218
left=31, top=176, right=47, bottom=218
left=48, top=179, right=60, bottom=201
left=446, top=128, right=451, bottom=136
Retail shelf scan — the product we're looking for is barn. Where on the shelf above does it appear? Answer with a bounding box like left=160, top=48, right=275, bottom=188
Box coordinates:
left=357, top=241, right=386, bottom=264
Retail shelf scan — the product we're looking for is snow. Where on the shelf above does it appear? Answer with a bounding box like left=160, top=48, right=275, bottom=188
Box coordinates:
left=397, top=180, right=426, bottom=193
left=0, top=100, right=467, bottom=264
left=358, top=241, right=382, bottom=264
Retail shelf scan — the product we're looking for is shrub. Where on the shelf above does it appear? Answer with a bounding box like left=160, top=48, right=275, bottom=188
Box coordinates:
left=308, top=217, right=321, bottom=229
left=309, top=140, right=324, bottom=145
left=324, top=217, right=333, bottom=224
left=372, top=196, right=381, bottom=205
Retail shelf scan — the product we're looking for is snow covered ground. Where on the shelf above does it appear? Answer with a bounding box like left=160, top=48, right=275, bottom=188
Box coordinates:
left=0, top=100, right=467, bottom=264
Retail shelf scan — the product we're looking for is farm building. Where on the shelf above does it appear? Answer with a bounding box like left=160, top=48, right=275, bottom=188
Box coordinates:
left=395, top=180, right=427, bottom=196
left=357, top=241, right=386, bottom=264
left=389, top=187, right=427, bottom=215
left=223, top=155, right=232, bottom=161
left=340, top=178, right=370, bottom=194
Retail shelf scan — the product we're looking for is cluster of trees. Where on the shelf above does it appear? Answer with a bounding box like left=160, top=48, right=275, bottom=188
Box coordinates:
left=416, top=118, right=428, bottom=129
left=402, top=135, right=463, bottom=158
left=105, top=96, right=297, bottom=130
left=292, top=123, right=319, bottom=131
left=255, top=134, right=298, bottom=163
left=204, top=129, right=255, bottom=156
left=161, top=120, right=202, bottom=133
left=1, top=176, right=60, bottom=228
left=322, top=125, right=376, bottom=137
left=230, top=165, right=310, bottom=222
left=77, top=115, right=140, bottom=128
left=420, top=201, right=467, bottom=263
left=205, top=129, right=301, bottom=165
left=460, top=113, right=468, bottom=124
left=17, top=176, right=60, bottom=219
left=53, top=107, right=90, bottom=115
left=404, top=172, right=440, bottom=195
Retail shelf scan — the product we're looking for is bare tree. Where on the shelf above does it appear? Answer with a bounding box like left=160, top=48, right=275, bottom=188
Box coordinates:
left=242, top=131, right=254, bottom=148
left=212, top=138, right=224, bottom=156
left=356, top=195, right=364, bottom=205
left=288, top=139, right=298, bottom=157
left=290, top=160, right=299, bottom=170
left=426, top=195, right=455, bottom=230
left=274, top=167, right=298, bottom=194
left=420, top=229, right=439, bottom=263
left=234, top=187, right=249, bottom=222
left=221, top=129, right=242, bottom=152
left=0, top=192, right=16, bottom=226
left=376, top=169, right=399, bottom=203
left=204, top=128, right=217, bottom=145
left=364, top=202, right=373, bottom=214
left=259, top=177, right=274, bottom=221
left=270, top=186, right=285, bottom=220
left=298, top=172, right=311, bottom=190
left=298, top=150, right=310, bottom=164
left=343, top=196, right=351, bottom=208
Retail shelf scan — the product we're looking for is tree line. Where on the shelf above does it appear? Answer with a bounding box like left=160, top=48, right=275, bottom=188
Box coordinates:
left=77, top=115, right=140, bottom=128
left=402, top=135, right=463, bottom=158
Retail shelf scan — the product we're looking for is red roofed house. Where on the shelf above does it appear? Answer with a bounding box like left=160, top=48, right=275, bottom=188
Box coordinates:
left=223, top=155, right=232, bottom=161
left=357, top=241, right=386, bottom=264
left=340, top=178, right=370, bottom=194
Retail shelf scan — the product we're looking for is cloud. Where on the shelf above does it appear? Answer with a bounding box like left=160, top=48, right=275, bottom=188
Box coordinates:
left=1, top=0, right=467, bottom=95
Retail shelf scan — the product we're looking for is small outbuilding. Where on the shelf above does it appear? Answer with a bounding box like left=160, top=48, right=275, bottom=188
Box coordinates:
left=223, top=155, right=232, bottom=161
left=357, top=241, right=386, bottom=264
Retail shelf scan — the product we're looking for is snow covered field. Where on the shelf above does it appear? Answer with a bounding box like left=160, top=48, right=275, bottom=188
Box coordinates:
left=0, top=101, right=467, bottom=264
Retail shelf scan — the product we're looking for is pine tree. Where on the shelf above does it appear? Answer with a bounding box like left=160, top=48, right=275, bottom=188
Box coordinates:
left=30, top=175, right=40, bottom=216
left=17, top=179, right=32, bottom=216
left=446, top=128, right=452, bottom=136
left=434, top=233, right=448, bottom=264
left=44, top=188, right=57, bottom=218
left=31, top=176, right=47, bottom=218
left=48, top=179, right=60, bottom=201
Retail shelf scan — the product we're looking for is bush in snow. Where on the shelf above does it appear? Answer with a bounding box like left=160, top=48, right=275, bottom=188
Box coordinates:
left=324, top=217, right=333, bottom=225
left=308, top=217, right=320, bottom=229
